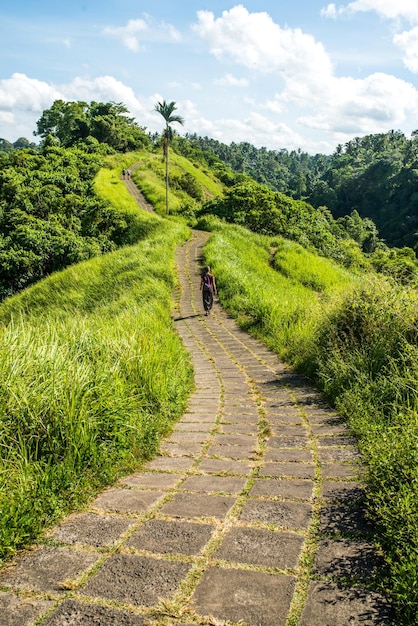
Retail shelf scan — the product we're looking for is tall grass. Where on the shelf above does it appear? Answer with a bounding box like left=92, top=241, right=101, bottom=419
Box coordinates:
left=202, top=217, right=418, bottom=623
left=200, top=219, right=353, bottom=367
left=0, top=216, right=193, bottom=564
left=114, top=151, right=225, bottom=216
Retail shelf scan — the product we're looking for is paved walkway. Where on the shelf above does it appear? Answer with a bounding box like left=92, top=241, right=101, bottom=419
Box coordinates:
left=0, top=229, right=394, bottom=624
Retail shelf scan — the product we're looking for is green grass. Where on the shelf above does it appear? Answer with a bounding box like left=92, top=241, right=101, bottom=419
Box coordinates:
left=0, top=185, right=193, bottom=564
left=201, top=218, right=418, bottom=624
left=201, top=220, right=351, bottom=369
left=113, top=150, right=225, bottom=217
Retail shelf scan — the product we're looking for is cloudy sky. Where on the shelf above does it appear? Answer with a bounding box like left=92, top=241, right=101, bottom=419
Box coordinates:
left=1, top=0, right=418, bottom=154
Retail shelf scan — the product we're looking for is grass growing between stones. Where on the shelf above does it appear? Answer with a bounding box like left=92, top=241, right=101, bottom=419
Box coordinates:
left=0, top=216, right=193, bottom=565
left=201, top=218, right=418, bottom=624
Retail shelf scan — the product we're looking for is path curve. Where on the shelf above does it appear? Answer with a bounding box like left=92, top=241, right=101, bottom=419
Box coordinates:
left=0, top=193, right=394, bottom=625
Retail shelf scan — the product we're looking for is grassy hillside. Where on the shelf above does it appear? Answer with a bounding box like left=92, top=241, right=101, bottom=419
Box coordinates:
left=0, top=177, right=193, bottom=564
left=1, top=142, right=418, bottom=623
left=104, top=149, right=226, bottom=218
left=200, top=216, right=418, bottom=624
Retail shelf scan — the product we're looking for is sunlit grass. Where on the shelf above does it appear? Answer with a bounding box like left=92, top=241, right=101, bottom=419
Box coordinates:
left=203, top=218, right=418, bottom=624
left=0, top=199, right=193, bottom=564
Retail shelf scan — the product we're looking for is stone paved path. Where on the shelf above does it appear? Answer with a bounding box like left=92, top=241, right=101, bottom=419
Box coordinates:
left=0, top=228, right=394, bottom=624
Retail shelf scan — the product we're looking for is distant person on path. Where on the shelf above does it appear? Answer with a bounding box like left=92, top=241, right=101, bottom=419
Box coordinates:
left=200, top=265, right=217, bottom=316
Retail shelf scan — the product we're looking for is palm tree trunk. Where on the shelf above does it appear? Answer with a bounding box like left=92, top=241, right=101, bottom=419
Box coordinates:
left=165, top=141, right=169, bottom=215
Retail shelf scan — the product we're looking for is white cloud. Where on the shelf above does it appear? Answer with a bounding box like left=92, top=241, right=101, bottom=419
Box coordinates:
left=193, top=5, right=418, bottom=146
left=0, top=73, right=160, bottom=141
left=184, top=105, right=305, bottom=150
left=321, top=1, right=418, bottom=22
left=321, top=4, right=338, bottom=19
left=394, top=27, right=418, bottom=72
left=193, top=5, right=333, bottom=78
left=299, top=72, right=418, bottom=135
left=214, top=73, right=249, bottom=87
left=0, top=73, right=63, bottom=111
left=103, top=17, right=181, bottom=52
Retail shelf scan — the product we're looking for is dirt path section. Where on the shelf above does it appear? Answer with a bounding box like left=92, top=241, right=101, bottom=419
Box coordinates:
left=122, top=164, right=155, bottom=213
left=0, top=189, right=394, bottom=625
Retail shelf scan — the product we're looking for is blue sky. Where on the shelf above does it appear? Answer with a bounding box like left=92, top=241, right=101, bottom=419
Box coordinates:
left=1, top=0, right=418, bottom=153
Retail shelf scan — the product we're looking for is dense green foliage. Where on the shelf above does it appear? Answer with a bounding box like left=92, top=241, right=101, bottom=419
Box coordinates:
left=201, top=219, right=418, bottom=624
left=35, top=100, right=151, bottom=152
left=183, top=133, right=329, bottom=198
left=2, top=100, right=418, bottom=623
left=0, top=146, right=128, bottom=300
left=198, top=179, right=418, bottom=284
left=188, top=130, right=418, bottom=253
left=309, top=131, right=418, bottom=251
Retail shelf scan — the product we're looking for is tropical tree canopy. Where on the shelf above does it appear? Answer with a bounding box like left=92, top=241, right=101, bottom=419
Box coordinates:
left=35, top=100, right=151, bottom=152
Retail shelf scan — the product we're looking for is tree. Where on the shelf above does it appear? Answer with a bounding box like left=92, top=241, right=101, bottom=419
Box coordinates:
left=154, top=100, right=184, bottom=214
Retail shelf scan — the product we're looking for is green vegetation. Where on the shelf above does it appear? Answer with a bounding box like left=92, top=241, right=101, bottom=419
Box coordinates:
left=0, top=146, right=122, bottom=300
left=189, top=130, right=418, bottom=252
left=128, top=150, right=225, bottom=219
left=2, top=99, right=418, bottom=623
left=201, top=218, right=418, bottom=624
left=154, top=100, right=185, bottom=215
left=0, top=213, right=192, bottom=564
left=198, top=179, right=418, bottom=284
left=35, top=100, right=151, bottom=152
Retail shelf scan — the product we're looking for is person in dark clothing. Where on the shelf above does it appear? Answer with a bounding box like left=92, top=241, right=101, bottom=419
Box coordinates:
left=200, top=265, right=217, bottom=315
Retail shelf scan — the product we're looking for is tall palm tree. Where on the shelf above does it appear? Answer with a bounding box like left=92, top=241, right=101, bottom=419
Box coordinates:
left=154, top=100, right=184, bottom=215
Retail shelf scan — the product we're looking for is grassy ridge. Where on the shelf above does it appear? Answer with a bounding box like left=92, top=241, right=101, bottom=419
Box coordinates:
left=112, top=150, right=225, bottom=216
left=201, top=217, right=418, bottom=624
left=0, top=189, right=193, bottom=563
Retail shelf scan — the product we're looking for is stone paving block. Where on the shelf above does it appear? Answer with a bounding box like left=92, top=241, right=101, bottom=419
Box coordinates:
left=318, top=448, right=362, bottom=463
left=321, top=464, right=361, bottom=479
left=250, top=478, right=314, bottom=500
left=240, top=499, right=312, bottom=529
left=265, top=449, right=313, bottom=463
left=259, top=462, right=315, bottom=479
left=179, top=474, right=246, bottom=494
left=160, top=493, right=235, bottom=519
left=127, top=519, right=214, bottom=555
left=42, top=599, right=150, bottom=625
left=173, top=422, right=212, bottom=432
left=313, top=538, right=384, bottom=579
left=51, top=513, right=135, bottom=547
left=219, top=423, right=258, bottom=434
left=268, top=412, right=303, bottom=425
left=180, top=412, right=215, bottom=423
left=81, top=554, right=190, bottom=607
left=197, top=458, right=252, bottom=475
left=192, top=566, right=295, bottom=626
left=300, top=581, right=394, bottom=626
left=212, top=433, right=256, bottom=446
left=269, top=425, right=307, bottom=437
left=159, top=442, right=203, bottom=457
left=118, top=472, right=180, bottom=490
left=222, top=412, right=259, bottom=423
left=214, top=527, right=304, bottom=569
left=145, top=457, right=195, bottom=472
left=0, top=546, right=98, bottom=593
left=317, top=435, right=357, bottom=446
left=165, top=431, right=208, bottom=444
left=206, top=443, right=256, bottom=460
left=310, top=417, right=347, bottom=432
left=321, top=481, right=365, bottom=502
left=320, top=504, right=376, bottom=536
left=268, top=435, right=309, bottom=448
left=92, top=488, right=164, bottom=514
left=0, top=591, right=53, bottom=626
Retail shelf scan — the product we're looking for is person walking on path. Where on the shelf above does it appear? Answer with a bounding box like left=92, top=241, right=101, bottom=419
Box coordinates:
left=200, top=265, right=217, bottom=315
